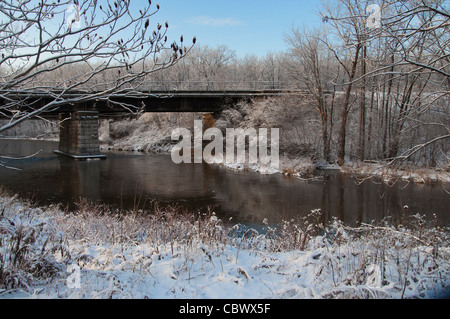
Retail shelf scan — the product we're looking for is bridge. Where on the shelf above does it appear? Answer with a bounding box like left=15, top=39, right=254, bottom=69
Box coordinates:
left=4, top=89, right=296, bottom=116
left=1, top=81, right=303, bottom=160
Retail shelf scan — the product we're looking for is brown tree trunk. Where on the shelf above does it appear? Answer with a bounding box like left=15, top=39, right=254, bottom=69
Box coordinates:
left=337, top=44, right=361, bottom=166
left=358, top=45, right=367, bottom=161
left=382, top=55, right=395, bottom=158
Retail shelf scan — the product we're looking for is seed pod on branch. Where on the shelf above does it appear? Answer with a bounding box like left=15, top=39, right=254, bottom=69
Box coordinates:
left=0, top=0, right=193, bottom=136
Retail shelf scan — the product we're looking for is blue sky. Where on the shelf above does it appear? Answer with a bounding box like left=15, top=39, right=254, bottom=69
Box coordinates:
left=138, top=0, right=324, bottom=58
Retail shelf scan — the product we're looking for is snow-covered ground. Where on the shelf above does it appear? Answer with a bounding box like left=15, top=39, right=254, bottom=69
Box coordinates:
left=1, top=193, right=449, bottom=299
left=341, top=162, right=450, bottom=184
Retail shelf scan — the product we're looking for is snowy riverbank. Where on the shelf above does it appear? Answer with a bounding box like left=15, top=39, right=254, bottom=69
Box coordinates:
left=100, top=139, right=450, bottom=184
left=1, top=192, right=449, bottom=299
left=98, top=114, right=449, bottom=183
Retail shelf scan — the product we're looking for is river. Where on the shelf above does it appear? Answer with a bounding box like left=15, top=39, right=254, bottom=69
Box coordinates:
left=0, top=139, right=449, bottom=228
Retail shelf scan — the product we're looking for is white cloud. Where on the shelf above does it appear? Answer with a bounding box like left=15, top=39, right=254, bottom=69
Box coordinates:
left=185, top=16, right=243, bottom=27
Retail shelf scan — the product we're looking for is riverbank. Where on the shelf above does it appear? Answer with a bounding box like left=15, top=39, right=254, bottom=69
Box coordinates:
left=99, top=133, right=450, bottom=185
left=95, top=108, right=449, bottom=184
left=1, top=190, right=449, bottom=299
left=101, top=141, right=450, bottom=184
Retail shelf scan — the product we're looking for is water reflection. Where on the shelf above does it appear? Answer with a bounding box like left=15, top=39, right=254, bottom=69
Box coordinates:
left=59, top=159, right=102, bottom=202
left=0, top=139, right=449, bottom=227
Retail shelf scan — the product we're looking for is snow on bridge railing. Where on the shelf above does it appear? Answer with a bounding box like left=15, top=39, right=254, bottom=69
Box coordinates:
left=23, top=81, right=299, bottom=92
left=134, top=81, right=295, bottom=91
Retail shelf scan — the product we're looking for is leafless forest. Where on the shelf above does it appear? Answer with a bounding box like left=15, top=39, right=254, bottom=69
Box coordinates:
left=147, top=0, right=449, bottom=169
left=1, top=0, right=449, bottom=169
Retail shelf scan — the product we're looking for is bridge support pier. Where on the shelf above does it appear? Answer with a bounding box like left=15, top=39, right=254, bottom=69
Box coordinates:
left=54, top=111, right=106, bottom=160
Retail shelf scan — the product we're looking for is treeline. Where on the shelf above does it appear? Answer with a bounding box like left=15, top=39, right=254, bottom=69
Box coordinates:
left=150, top=0, right=449, bottom=168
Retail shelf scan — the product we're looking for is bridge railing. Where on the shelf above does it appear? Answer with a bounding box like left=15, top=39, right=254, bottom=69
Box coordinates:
left=23, top=80, right=298, bottom=93
left=135, top=81, right=294, bottom=91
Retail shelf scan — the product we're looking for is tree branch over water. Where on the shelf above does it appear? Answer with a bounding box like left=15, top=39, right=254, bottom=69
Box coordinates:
left=0, top=0, right=194, bottom=132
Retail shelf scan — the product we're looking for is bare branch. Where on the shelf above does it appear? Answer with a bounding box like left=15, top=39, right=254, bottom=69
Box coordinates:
left=0, top=0, right=194, bottom=132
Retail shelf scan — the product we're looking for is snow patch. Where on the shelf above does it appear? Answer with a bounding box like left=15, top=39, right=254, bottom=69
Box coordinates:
left=1, top=193, right=449, bottom=299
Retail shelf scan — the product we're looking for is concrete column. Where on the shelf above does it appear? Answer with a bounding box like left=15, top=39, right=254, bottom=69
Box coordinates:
left=55, top=111, right=106, bottom=160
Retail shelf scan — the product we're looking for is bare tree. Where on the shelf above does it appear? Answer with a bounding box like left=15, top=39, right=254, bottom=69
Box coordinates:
left=262, top=52, right=286, bottom=90
left=185, top=45, right=236, bottom=90
left=365, top=0, right=449, bottom=165
left=0, top=0, right=194, bottom=133
left=320, top=0, right=449, bottom=168
left=321, top=0, right=367, bottom=166
left=284, top=26, right=337, bottom=162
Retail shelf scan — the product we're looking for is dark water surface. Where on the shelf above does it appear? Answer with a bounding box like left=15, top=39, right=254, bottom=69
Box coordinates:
left=0, top=139, right=449, bottom=228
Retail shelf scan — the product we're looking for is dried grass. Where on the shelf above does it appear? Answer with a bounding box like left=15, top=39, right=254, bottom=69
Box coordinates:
left=1, top=189, right=449, bottom=298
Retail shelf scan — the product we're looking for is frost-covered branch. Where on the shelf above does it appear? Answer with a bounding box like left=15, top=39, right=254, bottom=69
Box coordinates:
left=0, top=0, right=195, bottom=133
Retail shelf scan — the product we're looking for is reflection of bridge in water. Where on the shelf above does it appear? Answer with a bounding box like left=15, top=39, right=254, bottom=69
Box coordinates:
left=2, top=81, right=306, bottom=159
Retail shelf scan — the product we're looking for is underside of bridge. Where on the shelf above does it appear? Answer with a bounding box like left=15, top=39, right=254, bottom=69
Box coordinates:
left=54, top=109, right=221, bottom=160
left=2, top=90, right=287, bottom=159
left=46, top=93, right=249, bottom=159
